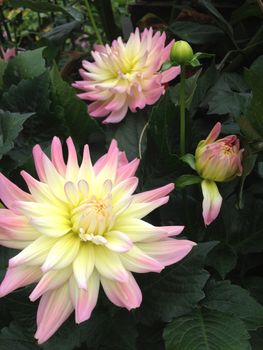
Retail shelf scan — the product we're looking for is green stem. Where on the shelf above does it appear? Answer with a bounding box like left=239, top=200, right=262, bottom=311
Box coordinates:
left=83, top=0, right=103, bottom=45
left=179, top=65, right=186, bottom=156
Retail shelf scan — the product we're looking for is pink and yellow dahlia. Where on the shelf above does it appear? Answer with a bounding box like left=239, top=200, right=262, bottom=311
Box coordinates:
left=0, top=138, right=195, bottom=343
left=72, top=28, right=180, bottom=123
left=195, top=122, right=243, bottom=225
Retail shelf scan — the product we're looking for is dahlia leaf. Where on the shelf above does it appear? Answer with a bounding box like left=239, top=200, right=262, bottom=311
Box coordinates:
left=136, top=242, right=218, bottom=324
left=164, top=308, right=250, bottom=350
left=3, top=48, right=46, bottom=87
left=203, top=280, right=263, bottom=330
left=0, top=110, right=33, bottom=160
left=49, top=65, right=104, bottom=146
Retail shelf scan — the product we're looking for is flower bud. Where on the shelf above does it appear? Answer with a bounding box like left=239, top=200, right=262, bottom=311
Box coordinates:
left=195, top=122, right=243, bottom=182
left=170, top=40, right=194, bottom=65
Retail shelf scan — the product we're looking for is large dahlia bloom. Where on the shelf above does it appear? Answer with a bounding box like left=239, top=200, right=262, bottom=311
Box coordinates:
left=72, top=28, right=180, bottom=123
left=0, top=138, right=195, bottom=343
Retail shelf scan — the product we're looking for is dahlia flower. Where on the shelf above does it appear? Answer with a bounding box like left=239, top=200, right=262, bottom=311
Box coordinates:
left=195, top=122, right=243, bottom=225
left=0, top=138, right=195, bottom=343
left=72, top=28, right=180, bottom=123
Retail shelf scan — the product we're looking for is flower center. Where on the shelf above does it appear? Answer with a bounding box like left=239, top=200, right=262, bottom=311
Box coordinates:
left=221, top=145, right=234, bottom=156
left=71, top=196, right=115, bottom=244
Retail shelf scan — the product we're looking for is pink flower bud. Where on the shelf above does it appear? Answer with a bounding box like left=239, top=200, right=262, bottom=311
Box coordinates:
left=195, top=122, right=243, bottom=182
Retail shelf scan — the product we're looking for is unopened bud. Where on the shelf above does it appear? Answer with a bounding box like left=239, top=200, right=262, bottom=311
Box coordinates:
left=170, top=40, right=194, bottom=65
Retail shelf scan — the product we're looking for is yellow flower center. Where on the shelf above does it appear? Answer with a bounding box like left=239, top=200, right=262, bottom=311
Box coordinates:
left=71, top=196, right=114, bottom=245
left=221, top=144, right=234, bottom=156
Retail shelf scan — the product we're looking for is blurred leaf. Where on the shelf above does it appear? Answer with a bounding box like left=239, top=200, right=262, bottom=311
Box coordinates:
left=221, top=193, right=263, bottom=254
left=0, top=322, right=38, bottom=350
left=170, top=69, right=202, bottom=110
left=245, top=56, right=263, bottom=138
left=250, top=328, right=263, bottom=350
left=9, top=0, right=68, bottom=15
left=49, top=65, right=104, bottom=147
left=0, top=60, right=8, bottom=91
left=245, top=276, right=263, bottom=305
left=41, top=21, right=81, bottom=45
left=206, top=244, right=237, bottom=278
left=231, top=0, right=263, bottom=24
left=1, top=71, right=50, bottom=116
left=164, top=308, right=250, bottom=350
left=180, top=153, right=196, bottom=170
left=3, top=48, right=46, bottom=87
left=94, top=0, right=120, bottom=41
left=170, top=21, right=224, bottom=44
left=106, top=111, right=148, bottom=160
left=198, top=0, right=234, bottom=39
left=175, top=174, right=202, bottom=188
left=202, top=72, right=251, bottom=116
left=238, top=116, right=261, bottom=142
left=190, top=62, right=219, bottom=116
left=0, top=110, right=33, bottom=160
left=140, top=91, right=181, bottom=184
left=136, top=242, right=218, bottom=324
left=203, top=280, right=263, bottom=330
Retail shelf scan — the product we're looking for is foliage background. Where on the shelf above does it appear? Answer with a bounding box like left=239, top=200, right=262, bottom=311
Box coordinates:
left=0, top=0, right=263, bottom=349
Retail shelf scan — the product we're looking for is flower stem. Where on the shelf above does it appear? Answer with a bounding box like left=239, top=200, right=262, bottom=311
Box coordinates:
left=179, top=65, right=186, bottom=156
left=83, top=0, right=103, bottom=45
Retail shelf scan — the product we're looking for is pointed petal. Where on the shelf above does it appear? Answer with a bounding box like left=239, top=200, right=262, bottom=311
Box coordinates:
left=35, top=284, right=74, bottom=344
left=105, top=231, right=133, bottom=253
left=70, top=271, right=100, bottom=323
left=30, top=216, right=71, bottom=237
left=0, top=266, right=41, bottom=297
left=9, top=236, right=58, bottom=267
left=201, top=180, right=223, bottom=225
left=120, top=245, right=163, bottom=273
left=42, top=234, right=80, bottom=272
left=122, top=197, right=169, bottom=219
left=137, top=238, right=196, bottom=266
left=132, top=183, right=174, bottom=203
left=0, top=173, right=31, bottom=208
left=94, top=246, right=129, bottom=282
left=161, top=66, right=181, bottom=83
left=116, top=158, right=140, bottom=183
left=205, top=122, right=221, bottom=144
left=101, top=272, right=142, bottom=310
left=65, top=137, right=79, bottom=181
left=30, top=267, right=72, bottom=301
left=51, top=137, right=66, bottom=176
left=73, top=243, right=95, bottom=289
left=113, top=218, right=167, bottom=242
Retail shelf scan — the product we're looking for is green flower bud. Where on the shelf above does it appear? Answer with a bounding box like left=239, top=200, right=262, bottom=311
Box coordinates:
left=170, top=40, right=194, bottom=65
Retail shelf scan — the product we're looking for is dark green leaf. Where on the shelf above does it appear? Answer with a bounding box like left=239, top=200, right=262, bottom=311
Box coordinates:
left=4, top=48, right=46, bottom=87
left=206, top=244, right=237, bottom=278
left=0, top=110, right=33, bottom=160
left=180, top=153, right=196, bottom=170
left=1, top=71, right=50, bottom=116
left=170, top=21, right=224, bottom=44
left=0, top=322, right=38, bottom=350
left=136, top=242, right=218, bottom=324
left=175, top=174, right=202, bottom=188
left=170, top=69, right=202, bottom=110
left=202, top=72, right=250, bottom=116
left=198, top=0, right=234, bottom=39
left=42, top=21, right=81, bottom=44
left=164, top=308, right=250, bottom=350
left=106, top=110, right=148, bottom=160
left=203, top=280, right=263, bottom=330
left=0, top=60, right=7, bottom=91
left=9, top=0, right=68, bottom=15
left=245, top=56, right=263, bottom=138
left=49, top=65, right=104, bottom=147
